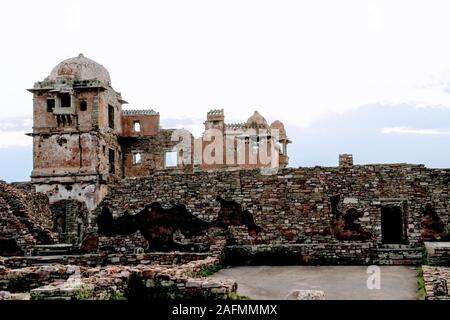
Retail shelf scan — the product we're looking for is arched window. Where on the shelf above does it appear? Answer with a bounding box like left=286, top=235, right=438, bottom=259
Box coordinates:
left=80, top=100, right=87, bottom=111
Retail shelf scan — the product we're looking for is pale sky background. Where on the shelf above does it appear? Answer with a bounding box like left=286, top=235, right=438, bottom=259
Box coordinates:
left=0, top=0, right=449, bottom=181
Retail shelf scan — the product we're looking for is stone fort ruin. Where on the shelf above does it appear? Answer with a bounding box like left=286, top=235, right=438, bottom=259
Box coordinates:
left=0, top=54, right=449, bottom=300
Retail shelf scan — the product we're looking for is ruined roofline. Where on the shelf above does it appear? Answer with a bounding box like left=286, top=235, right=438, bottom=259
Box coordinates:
left=225, top=123, right=247, bottom=129
left=122, top=109, right=159, bottom=116
left=207, top=109, right=224, bottom=116
left=28, top=79, right=110, bottom=91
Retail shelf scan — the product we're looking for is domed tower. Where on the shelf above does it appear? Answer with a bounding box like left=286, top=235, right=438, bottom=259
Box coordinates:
left=246, top=110, right=269, bottom=129
left=270, top=120, right=291, bottom=168
left=27, top=54, right=126, bottom=214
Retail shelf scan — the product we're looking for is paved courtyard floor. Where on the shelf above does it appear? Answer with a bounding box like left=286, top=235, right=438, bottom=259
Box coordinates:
left=209, top=265, right=418, bottom=300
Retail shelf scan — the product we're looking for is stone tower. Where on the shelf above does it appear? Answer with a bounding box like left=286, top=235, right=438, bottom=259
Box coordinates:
left=204, top=109, right=225, bottom=133
left=27, top=54, right=126, bottom=212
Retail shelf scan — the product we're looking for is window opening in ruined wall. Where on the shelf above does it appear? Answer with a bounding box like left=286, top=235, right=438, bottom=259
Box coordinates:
left=108, top=105, right=115, bottom=129
left=60, top=93, right=71, bottom=108
left=109, top=149, right=115, bottom=174
left=133, top=152, right=142, bottom=165
left=47, top=99, right=55, bottom=112
left=165, top=151, right=178, bottom=168
left=134, top=121, right=141, bottom=133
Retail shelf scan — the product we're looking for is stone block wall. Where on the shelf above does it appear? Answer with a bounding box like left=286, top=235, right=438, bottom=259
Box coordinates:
left=224, top=243, right=374, bottom=265
left=425, top=242, right=450, bottom=266
left=0, top=252, right=215, bottom=269
left=94, top=165, right=450, bottom=252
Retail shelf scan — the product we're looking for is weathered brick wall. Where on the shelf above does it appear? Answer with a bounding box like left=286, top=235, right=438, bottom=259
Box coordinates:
left=95, top=165, right=450, bottom=250
left=0, top=252, right=215, bottom=269
left=0, top=181, right=57, bottom=255
left=425, top=242, right=450, bottom=266
left=0, top=258, right=237, bottom=300
left=50, top=199, right=90, bottom=244
left=120, top=129, right=191, bottom=177
left=422, top=265, right=450, bottom=300
left=224, top=243, right=373, bottom=265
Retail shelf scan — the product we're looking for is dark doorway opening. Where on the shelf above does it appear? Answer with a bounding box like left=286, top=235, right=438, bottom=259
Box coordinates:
left=60, top=93, right=71, bottom=108
left=109, top=148, right=115, bottom=174
left=77, top=222, right=82, bottom=242
left=47, top=99, right=55, bottom=112
left=108, top=105, right=115, bottom=129
left=80, top=100, right=87, bottom=111
left=381, top=205, right=405, bottom=244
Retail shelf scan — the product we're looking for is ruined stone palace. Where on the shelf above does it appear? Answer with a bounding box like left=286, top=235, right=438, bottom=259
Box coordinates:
left=0, top=54, right=449, bottom=300
left=27, top=54, right=290, bottom=211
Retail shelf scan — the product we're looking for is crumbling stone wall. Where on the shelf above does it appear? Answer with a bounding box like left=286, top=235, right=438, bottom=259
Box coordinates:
left=121, top=112, right=160, bottom=137
left=423, top=265, right=450, bottom=300
left=50, top=200, right=89, bottom=244
left=0, top=252, right=214, bottom=269
left=120, top=129, right=192, bottom=177
left=0, top=257, right=236, bottom=300
left=0, top=181, right=57, bottom=255
left=95, top=165, right=450, bottom=253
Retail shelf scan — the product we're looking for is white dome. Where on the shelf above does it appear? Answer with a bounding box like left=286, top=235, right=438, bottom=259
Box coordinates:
left=47, top=53, right=111, bottom=84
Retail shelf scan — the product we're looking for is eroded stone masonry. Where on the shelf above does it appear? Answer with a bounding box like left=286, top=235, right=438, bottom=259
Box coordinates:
left=0, top=54, right=449, bottom=300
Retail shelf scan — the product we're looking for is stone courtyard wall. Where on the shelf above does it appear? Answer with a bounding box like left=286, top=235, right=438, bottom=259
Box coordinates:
left=95, top=165, right=450, bottom=251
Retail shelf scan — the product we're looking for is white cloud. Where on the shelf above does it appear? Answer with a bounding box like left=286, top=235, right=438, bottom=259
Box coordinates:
left=0, top=130, right=32, bottom=148
left=0, top=117, right=32, bottom=148
left=2, top=0, right=450, bottom=128
left=381, top=127, right=450, bottom=136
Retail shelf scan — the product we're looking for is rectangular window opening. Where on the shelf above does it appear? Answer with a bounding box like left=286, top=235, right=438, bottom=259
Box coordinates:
left=133, top=152, right=142, bottom=165
left=47, top=99, right=55, bottom=112
left=80, top=100, right=87, bottom=111
left=165, top=151, right=178, bottom=168
left=60, top=93, right=71, bottom=108
left=109, top=149, right=115, bottom=174
left=133, top=121, right=141, bottom=133
left=108, top=105, right=115, bottom=129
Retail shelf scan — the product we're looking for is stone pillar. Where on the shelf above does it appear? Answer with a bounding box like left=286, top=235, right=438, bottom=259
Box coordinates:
left=339, top=154, right=353, bottom=168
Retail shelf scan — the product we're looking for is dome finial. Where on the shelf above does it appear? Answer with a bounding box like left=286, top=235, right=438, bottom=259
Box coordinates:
left=78, top=53, right=84, bottom=58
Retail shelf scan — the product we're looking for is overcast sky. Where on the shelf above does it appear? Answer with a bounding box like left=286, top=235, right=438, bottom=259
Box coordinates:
left=0, top=0, right=449, bottom=181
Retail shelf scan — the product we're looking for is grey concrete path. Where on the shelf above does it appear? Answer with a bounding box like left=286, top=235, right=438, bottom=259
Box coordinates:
left=209, top=266, right=418, bottom=300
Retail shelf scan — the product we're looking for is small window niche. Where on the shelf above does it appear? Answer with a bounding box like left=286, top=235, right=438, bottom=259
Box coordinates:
left=80, top=100, right=87, bottom=111
left=47, top=99, right=55, bottom=112
left=60, top=93, right=71, bottom=108
left=108, top=105, right=115, bottom=129
left=133, top=121, right=141, bottom=133
left=108, top=149, right=115, bottom=174
left=164, top=151, right=178, bottom=168
left=133, top=152, right=142, bottom=165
